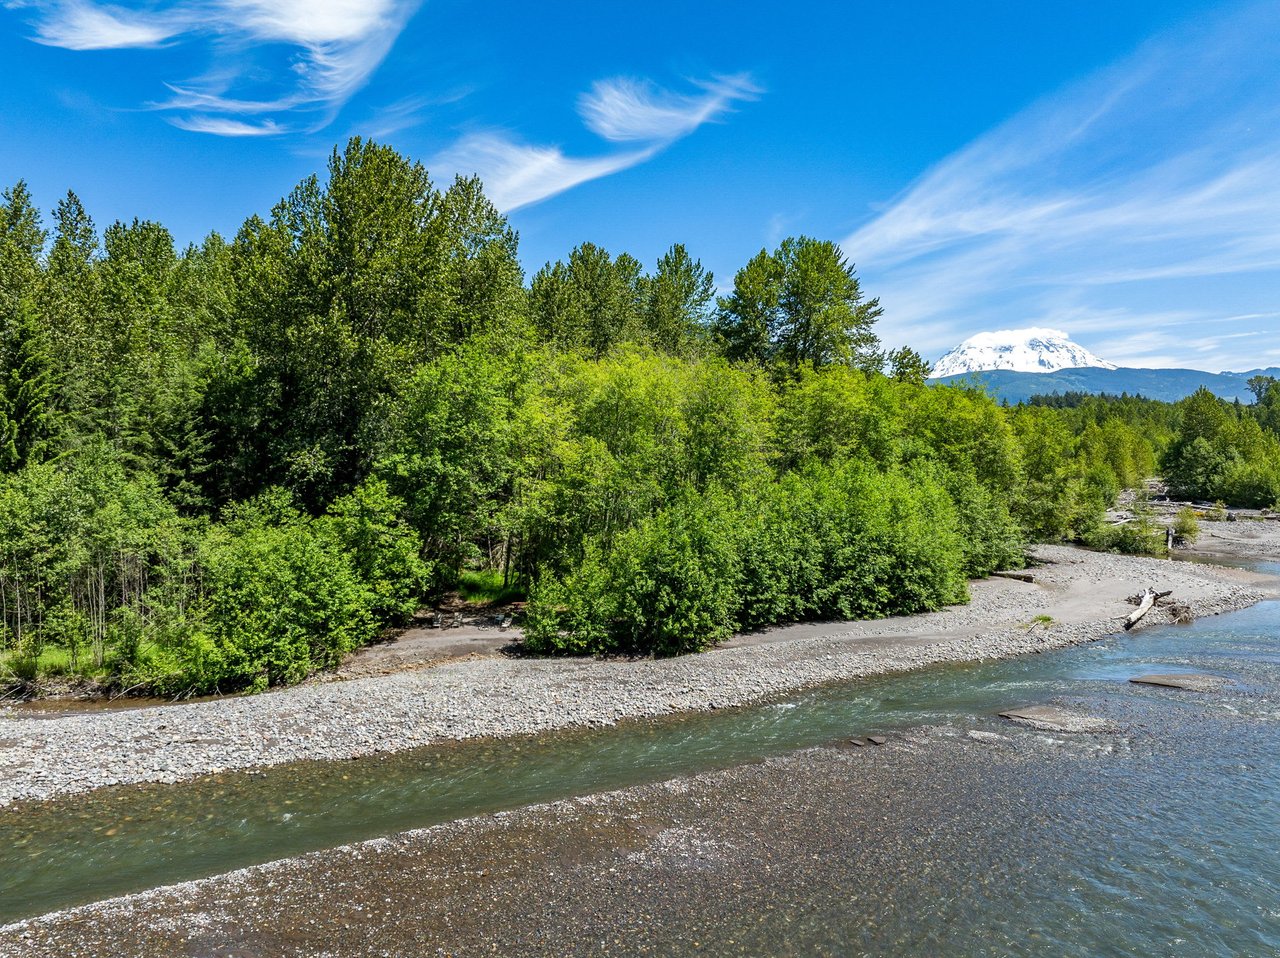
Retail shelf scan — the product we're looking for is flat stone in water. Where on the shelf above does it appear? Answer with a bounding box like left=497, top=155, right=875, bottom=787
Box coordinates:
left=1129, top=673, right=1230, bottom=692
left=998, top=705, right=1113, bottom=733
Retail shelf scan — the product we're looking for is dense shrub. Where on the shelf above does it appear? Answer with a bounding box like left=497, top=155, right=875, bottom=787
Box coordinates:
left=1085, top=520, right=1165, bottom=556
left=1216, top=461, right=1280, bottom=510
left=1173, top=507, right=1200, bottom=544
left=195, top=491, right=375, bottom=692
left=526, top=463, right=970, bottom=657
left=323, top=478, right=428, bottom=623
left=525, top=490, right=740, bottom=656
left=937, top=466, right=1024, bottom=577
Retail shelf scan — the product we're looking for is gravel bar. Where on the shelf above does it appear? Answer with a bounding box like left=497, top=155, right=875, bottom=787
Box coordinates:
left=0, top=544, right=1273, bottom=807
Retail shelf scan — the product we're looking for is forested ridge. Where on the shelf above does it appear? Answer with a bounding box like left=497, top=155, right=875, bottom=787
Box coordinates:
left=1, top=138, right=1278, bottom=695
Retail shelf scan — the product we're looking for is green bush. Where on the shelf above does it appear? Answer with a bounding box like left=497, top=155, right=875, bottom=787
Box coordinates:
left=1085, top=519, right=1164, bottom=556
left=734, top=474, right=825, bottom=629
left=1216, top=461, right=1280, bottom=510
left=811, top=464, right=967, bottom=619
left=323, top=478, right=428, bottom=623
left=525, top=491, right=740, bottom=656
left=194, top=492, right=375, bottom=692
left=1173, top=507, right=1200, bottom=544
left=523, top=546, right=615, bottom=656
left=607, top=491, right=741, bottom=655
left=526, top=463, right=972, bottom=657
left=938, top=466, right=1024, bottom=577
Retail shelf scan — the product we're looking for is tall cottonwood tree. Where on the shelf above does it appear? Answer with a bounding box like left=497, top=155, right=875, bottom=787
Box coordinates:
left=714, top=236, right=882, bottom=372
left=643, top=243, right=715, bottom=355
left=210, top=137, right=528, bottom=508
left=529, top=242, right=645, bottom=357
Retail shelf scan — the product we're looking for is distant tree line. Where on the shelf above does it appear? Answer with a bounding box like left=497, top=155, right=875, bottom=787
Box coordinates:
left=0, top=138, right=1275, bottom=692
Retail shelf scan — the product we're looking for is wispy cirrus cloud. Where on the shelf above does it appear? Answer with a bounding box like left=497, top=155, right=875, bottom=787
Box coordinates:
left=7, top=0, right=421, bottom=134
left=20, top=0, right=184, bottom=48
left=167, top=114, right=283, bottom=136
left=847, top=1, right=1280, bottom=370
left=355, top=89, right=471, bottom=141
left=578, top=73, right=759, bottom=142
left=437, top=74, right=759, bottom=212
left=434, top=133, right=660, bottom=213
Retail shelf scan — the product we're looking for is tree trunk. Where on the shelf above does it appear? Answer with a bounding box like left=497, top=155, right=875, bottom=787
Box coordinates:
left=1124, top=588, right=1157, bottom=631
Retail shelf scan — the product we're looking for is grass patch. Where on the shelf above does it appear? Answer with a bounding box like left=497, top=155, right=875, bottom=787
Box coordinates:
left=0, top=644, right=96, bottom=683
left=456, top=569, right=526, bottom=606
left=1020, top=613, right=1054, bottom=631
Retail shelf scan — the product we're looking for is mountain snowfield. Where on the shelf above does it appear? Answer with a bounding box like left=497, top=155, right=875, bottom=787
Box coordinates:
left=931, top=328, right=1117, bottom=378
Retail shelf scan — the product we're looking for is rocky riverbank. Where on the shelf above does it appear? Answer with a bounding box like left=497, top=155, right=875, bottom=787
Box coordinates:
left=0, top=728, right=1064, bottom=957
left=8, top=663, right=1280, bottom=958
left=1, top=541, right=1275, bottom=807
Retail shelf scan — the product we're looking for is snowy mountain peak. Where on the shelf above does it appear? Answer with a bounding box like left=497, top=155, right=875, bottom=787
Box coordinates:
left=931, top=328, right=1117, bottom=378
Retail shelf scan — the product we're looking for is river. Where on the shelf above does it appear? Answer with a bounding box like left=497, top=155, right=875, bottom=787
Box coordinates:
left=2, top=572, right=1278, bottom=955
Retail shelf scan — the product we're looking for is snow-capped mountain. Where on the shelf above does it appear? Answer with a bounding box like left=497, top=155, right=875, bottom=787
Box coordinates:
left=931, top=328, right=1117, bottom=378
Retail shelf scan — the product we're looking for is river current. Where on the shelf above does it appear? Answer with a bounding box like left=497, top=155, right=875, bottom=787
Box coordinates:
left=1, top=571, right=1278, bottom=956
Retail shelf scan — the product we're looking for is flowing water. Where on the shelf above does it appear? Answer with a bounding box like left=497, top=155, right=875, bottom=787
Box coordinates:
left=1, top=584, right=1278, bottom=956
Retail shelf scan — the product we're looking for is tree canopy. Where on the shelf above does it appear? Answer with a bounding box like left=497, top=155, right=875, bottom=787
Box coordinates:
left=1, top=138, right=1271, bottom=694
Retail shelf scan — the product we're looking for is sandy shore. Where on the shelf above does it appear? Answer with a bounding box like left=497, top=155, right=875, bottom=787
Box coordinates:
left=1179, top=516, right=1280, bottom=563
left=1, top=538, right=1276, bottom=808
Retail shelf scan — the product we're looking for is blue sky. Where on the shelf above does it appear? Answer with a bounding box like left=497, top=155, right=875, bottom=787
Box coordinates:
left=2, top=0, right=1277, bottom=370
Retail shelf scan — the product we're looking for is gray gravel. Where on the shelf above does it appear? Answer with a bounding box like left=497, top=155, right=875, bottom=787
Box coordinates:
left=0, top=544, right=1271, bottom=806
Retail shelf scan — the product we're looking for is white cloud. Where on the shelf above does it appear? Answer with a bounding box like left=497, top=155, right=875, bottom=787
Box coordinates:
left=167, top=114, right=284, bottom=136
left=846, top=1, right=1280, bottom=370
left=25, top=0, right=183, bottom=49
left=437, top=74, right=760, bottom=212
left=578, top=73, right=758, bottom=142
left=11, top=0, right=421, bottom=134
left=216, top=0, right=399, bottom=46
left=434, top=132, right=658, bottom=212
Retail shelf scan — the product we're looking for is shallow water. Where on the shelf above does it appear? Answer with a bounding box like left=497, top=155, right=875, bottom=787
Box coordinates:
left=1, top=600, right=1278, bottom=956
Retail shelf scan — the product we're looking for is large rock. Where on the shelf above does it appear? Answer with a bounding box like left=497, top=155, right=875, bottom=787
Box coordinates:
left=997, top=705, right=1114, bottom=733
left=1129, top=673, right=1231, bottom=692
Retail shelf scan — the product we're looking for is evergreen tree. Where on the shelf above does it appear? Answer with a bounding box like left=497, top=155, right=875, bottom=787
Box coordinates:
left=0, top=181, right=45, bottom=325
left=0, top=304, right=61, bottom=471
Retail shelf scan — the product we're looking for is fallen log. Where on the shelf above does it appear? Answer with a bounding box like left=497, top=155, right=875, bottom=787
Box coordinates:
left=1126, top=589, right=1172, bottom=605
left=1124, top=588, right=1157, bottom=630
left=990, top=571, right=1036, bottom=583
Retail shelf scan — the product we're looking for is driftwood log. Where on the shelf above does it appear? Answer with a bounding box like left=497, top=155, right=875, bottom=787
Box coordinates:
left=1123, top=588, right=1173, bottom=630
left=990, top=571, right=1036, bottom=583
left=1124, top=589, right=1157, bottom=630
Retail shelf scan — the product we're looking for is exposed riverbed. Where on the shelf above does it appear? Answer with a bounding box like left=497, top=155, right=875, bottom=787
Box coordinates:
left=1, top=529, right=1277, bottom=956
left=2, top=589, right=1280, bottom=954
left=2, top=541, right=1274, bottom=807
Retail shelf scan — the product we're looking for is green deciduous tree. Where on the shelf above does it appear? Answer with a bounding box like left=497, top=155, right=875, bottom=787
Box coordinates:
left=714, top=237, right=883, bottom=372
left=530, top=242, right=645, bottom=356
left=643, top=243, right=715, bottom=355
